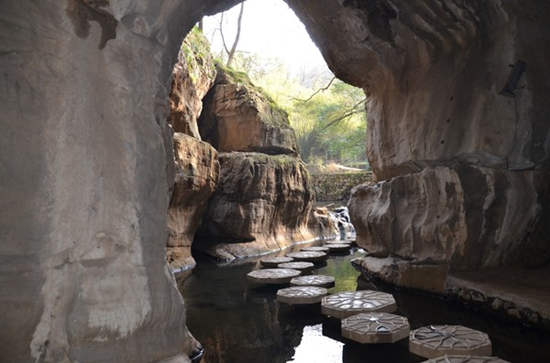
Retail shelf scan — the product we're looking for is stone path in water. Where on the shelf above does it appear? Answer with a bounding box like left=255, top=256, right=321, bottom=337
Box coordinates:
left=277, top=261, right=315, bottom=272
left=321, top=290, right=397, bottom=318
left=290, top=274, right=335, bottom=288
left=409, top=325, right=492, bottom=359
left=286, top=251, right=327, bottom=262
left=277, top=286, right=328, bottom=305
left=246, top=268, right=300, bottom=284
left=341, top=312, right=410, bottom=343
left=260, top=256, right=294, bottom=267
left=246, top=240, right=505, bottom=361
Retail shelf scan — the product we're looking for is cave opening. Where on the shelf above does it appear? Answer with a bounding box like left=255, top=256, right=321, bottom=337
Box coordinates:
left=1, top=0, right=550, bottom=362
left=165, top=0, right=367, bottom=279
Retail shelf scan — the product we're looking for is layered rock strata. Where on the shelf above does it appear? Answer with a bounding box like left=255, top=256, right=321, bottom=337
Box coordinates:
left=167, top=133, right=219, bottom=273
left=196, top=152, right=316, bottom=261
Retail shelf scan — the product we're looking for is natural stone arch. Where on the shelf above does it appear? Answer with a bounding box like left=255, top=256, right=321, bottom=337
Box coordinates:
left=1, top=1, right=549, bottom=362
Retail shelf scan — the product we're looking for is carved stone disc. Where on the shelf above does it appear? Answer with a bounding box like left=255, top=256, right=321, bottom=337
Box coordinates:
left=290, top=274, right=335, bottom=288
left=277, top=286, right=328, bottom=305
left=410, top=325, right=492, bottom=358
left=247, top=268, right=301, bottom=284
left=286, top=251, right=327, bottom=262
left=278, top=261, right=315, bottom=271
left=321, top=290, right=397, bottom=319
left=260, top=256, right=294, bottom=267
left=341, top=312, right=410, bottom=344
left=301, top=246, right=330, bottom=252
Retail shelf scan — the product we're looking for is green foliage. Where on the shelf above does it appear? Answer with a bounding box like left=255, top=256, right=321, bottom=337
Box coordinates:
left=226, top=52, right=368, bottom=166
left=182, top=27, right=216, bottom=84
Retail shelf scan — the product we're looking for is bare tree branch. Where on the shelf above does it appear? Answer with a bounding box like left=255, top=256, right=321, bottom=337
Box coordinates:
left=226, top=2, right=245, bottom=67
left=297, top=76, right=337, bottom=103
left=318, top=98, right=366, bottom=132
left=219, top=12, right=230, bottom=56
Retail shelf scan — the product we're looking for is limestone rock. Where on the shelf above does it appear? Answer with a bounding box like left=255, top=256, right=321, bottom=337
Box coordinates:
left=199, top=65, right=298, bottom=155
left=349, top=166, right=550, bottom=270
left=289, top=0, right=550, bottom=276
left=167, top=133, right=219, bottom=273
left=0, top=0, right=244, bottom=361
left=168, top=28, right=217, bottom=139
left=195, top=152, right=314, bottom=260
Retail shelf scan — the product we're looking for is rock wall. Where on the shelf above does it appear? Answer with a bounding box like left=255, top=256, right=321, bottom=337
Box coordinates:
left=287, top=0, right=550, bottom=270
left=195, top=65, right=321, bottom=261
left=311, top=171, right=373, bottom=202
left=0, top=0, right=241, bottom=362
left=196, top=152, right=316, bottom=261
left=167, top=133, right=219, bottom=273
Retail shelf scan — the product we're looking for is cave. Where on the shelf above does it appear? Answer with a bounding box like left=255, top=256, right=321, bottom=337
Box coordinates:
left=1, top=0, right=549, bottom=362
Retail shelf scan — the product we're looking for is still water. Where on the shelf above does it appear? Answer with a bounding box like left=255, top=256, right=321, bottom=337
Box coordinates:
left=181, top=247, right=550, bottom=363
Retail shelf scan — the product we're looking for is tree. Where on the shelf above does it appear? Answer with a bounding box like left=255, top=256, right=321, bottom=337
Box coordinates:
left=219, top=2, right=245, bottom=67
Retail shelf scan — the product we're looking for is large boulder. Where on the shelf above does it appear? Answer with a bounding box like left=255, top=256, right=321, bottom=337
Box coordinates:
left=168, top=27, right=217, bottom=139
left=349, top=166, right=550, bottom=270
left=198, top=65, right=298, bottom=155
left=196, top=152, right=314, bottom=260
left=167, top=133, right=219, bottom=273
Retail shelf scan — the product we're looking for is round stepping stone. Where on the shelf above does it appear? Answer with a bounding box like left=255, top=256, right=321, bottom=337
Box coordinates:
left=278, top=261, right=315, bottom=272
left=325, top=243, right=351, bottom=252
left=260, top=256, right=294, bottom=267
left=341, top=312, right=410, bottom=344
left=277, top=286, right=328, bottom=305
left=321, top=290, right=397, bottom=319
left=286, top=251, right=327, bottom=262
left=422, top=356, right=509, bottom=363
left=325, top=240, right=352, bottom=245
left=290, top=274, right=335, bottom=288
left=247, top=268, right=301, bottom=285
left=301, top=246, right=330, bottom=252
left=410, top=325, right=492, bottom=359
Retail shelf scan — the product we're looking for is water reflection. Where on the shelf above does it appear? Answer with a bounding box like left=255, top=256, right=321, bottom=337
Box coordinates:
left=181, top=245, right=550, bottom=363
left=287, top=324, right=343, bottom=363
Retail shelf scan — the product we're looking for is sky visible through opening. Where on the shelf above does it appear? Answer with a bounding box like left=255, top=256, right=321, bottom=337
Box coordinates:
left=203, top=0, right=332, bottom=78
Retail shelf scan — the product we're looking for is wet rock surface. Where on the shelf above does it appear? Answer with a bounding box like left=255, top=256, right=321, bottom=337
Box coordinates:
left=167, top=133, right=219, bottom=273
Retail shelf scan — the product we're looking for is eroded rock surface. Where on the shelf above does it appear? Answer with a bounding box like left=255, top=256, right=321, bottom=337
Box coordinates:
left=196, top=152, right=315, bottom=260
left=199, top=65, right=298, bottom=155
left=168, top=27, right=217, bottom=139
left=0, top=0, right=240, bottom=361
left=288, top=0, right=550, bottom=272
left=349, top=166, right=549, bottom=269
left=167, top=133, right=219, bottom=272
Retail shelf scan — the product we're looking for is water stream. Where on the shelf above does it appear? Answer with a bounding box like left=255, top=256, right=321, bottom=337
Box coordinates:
left=180, top=246, right=550, bottom=363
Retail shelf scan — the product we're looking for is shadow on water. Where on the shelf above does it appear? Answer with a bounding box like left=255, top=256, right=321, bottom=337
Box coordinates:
left=180, top=247, right=550, bottom=363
